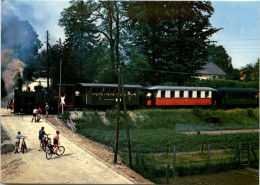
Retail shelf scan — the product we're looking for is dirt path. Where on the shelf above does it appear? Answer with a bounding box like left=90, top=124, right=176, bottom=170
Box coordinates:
left=1, top=109, right=152, bottom=184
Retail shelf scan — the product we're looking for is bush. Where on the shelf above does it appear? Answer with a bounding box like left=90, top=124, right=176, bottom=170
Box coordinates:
left=192, top=107, right=203, bottom=117
left=247, top=108, right=255, bottom=118
left=61, top=110, right=70, bottom=121
left=203, top=111, right=220, bottom=124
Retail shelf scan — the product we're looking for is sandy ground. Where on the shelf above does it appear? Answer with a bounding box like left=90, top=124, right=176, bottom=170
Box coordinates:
left=0, top=108, right=152, bottom=184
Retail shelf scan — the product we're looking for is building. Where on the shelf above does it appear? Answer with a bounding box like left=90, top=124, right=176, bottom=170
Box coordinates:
left=197, top=62, right=227, bottom=80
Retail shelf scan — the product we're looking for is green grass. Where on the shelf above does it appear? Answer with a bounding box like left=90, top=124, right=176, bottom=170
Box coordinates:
left=70, top=107, right=259, bottom=183
left=77, top=128, right=259, bottom=153
left=132, top=108, right=259, bottom=131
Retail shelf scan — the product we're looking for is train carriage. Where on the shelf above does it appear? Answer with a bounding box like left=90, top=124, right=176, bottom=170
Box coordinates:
left=216, top=87, right=259, bottom=106
left=75, top=83, right=143, bottom=108
left=143, top=86, right=218, bottom=107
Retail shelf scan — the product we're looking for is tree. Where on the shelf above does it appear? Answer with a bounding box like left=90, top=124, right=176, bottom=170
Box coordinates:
left=59, top=0, right=99, bottom=81
left=123, top=50, right=151, bottom=86
left=124, top=1, right=220, bottom=85
left=95, top=1, right=126, bottom=83
left=206, top=44, right=232, bottom=74
left=241, top=59, right=259, bottom=82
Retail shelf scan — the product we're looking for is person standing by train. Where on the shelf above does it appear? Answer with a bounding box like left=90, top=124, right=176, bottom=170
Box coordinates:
left=37, top=106, right=42, bottom=122
left=45, top=102, right=49, bottom=118
left=31, top=107, right=38, bottom=122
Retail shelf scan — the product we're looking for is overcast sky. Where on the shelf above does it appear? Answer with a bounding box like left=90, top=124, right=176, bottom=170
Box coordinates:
left=2, top=0, right=260, bottom=69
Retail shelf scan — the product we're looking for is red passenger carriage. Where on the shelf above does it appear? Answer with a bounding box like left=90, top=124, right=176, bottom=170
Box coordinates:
left=144, top=86, right=217, bottom=106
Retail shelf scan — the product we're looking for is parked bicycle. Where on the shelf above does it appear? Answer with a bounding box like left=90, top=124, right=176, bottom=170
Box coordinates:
left=41, top=134, right=51, bottom=152
left=20, top=136, right=27, bottom=154
left=46, top=142, right=65, bottom=160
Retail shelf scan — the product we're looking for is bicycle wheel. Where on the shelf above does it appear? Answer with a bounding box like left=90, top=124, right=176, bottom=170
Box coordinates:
left=21, top=143, right=24, bottom=153
left=56, top=146, right=65, bottom=156
left=46, top=149, right=52, bottom=160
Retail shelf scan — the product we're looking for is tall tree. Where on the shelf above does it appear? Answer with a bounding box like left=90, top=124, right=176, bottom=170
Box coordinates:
left=206, top=44, right=232, bottom=74
left=59, top=0, right=99, bottom=81
left=95, top=1, right=126, bottom=83
left=124, top=1, right=220, bottom=85
left=241, top=59, right=259, bottom=82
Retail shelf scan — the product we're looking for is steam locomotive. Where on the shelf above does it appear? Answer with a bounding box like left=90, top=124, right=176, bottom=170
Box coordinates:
left=9, top=82, right=259, bottom=114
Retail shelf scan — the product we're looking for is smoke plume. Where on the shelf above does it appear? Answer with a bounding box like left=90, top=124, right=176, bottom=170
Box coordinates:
left=1, top=50, right=25, bottom=94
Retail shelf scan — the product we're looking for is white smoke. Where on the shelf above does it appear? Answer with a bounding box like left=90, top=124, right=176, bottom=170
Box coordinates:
left=1, top=50, right=25, bottom=94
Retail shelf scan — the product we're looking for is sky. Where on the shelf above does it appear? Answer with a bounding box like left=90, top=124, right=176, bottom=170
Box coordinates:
left=1, top=0, right=260, bottom=69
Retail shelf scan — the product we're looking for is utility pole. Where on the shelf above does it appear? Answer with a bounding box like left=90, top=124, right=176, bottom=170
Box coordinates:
left=46, top=31, right=50, bottom=91
left=121, top=73, right=133, bottom=169
left=114, top=63, right=121, bottom=163
left=58, top=38, right=62, bottom=115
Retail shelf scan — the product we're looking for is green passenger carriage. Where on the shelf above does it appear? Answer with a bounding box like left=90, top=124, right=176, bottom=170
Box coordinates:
left=75, top=83, right=143, bottom=108
left=216, top=87, right=259, bottom=106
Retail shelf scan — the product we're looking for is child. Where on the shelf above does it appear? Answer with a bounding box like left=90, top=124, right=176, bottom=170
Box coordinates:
left=53, top=130, right=60, bottom=154
left=45, top=102, right=49, bottom=118
left=14, top=131, right=21, bottom=153
left=39, top=126, right=46, bottom=151
left=31, top=107, right=38, bottom=122
left=37, top=106, right=42, bottom=122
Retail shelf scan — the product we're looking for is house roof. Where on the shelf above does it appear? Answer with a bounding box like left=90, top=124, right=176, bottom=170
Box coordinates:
left=198, top=62, right=227, bottom=76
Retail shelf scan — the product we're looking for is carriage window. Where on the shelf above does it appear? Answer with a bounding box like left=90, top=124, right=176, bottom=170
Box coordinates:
left=180, top=91, right=184, bottom=98
left=92, top=88, right=97, bottom=96
left=98, top=88, right=103, bottom=96
left=197, top=91, right=201, bottom=98
left=161, top=90, right=165, bottom=98
left=110, top=89, right=115, bottom=96
left=205, top=91, right=209, bottom=98
left=104, top=88, right=109, bottom=96
left=189, top=91, right=193, bottom=98
left=132, top=89, right=136, bottom=96
left=170, top=91, right=175, bottom=98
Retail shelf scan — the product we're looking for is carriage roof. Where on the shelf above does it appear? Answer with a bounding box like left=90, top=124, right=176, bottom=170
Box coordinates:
left=217, top=87, right=259, bottom=93
left=143, top=86, right=217, bottom=91
left=76, top=83, right=143, bottom=89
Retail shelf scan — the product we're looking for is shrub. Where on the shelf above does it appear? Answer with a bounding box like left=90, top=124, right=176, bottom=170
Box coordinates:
left=203, top=111, right=220, bottom=124
left=61, top=110, right=70, bottom=121
left=247, top=108, right=255, bottom=118
left=192, top=107, right=203, bottom=117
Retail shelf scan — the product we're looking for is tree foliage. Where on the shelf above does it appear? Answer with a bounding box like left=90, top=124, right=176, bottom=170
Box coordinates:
left=241, top=59, right=259, bottom=82
left=124, top=1, right=220, bottom=85
left=206, top=44, right=232, bottom=74
left=59, top=0, right=100, bottom=81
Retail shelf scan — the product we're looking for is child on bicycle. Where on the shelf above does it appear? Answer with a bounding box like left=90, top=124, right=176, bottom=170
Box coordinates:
left=53, top=130, right=60, bottom=154
left=14, top=131, right=21, bottom=153
left=39, top=126, right=46, bottom=151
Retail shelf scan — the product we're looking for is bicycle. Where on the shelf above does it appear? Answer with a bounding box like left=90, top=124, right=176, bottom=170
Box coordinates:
left=20, top=136, right=27, bottom=154
left=41, top=134, right=51, bottom=152
left=46, top=143, right=65, bottom=160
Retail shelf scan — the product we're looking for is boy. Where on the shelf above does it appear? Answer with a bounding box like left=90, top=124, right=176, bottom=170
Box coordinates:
left=15, top=131, right=21, bottom=153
